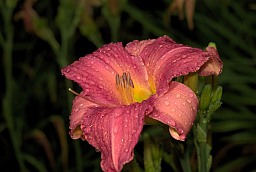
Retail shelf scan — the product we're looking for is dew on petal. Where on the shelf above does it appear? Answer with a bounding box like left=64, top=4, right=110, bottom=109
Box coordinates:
left=176, top=94, right=181, bottom=98
left=186, top=99, right=192, bottom=104
left=113, top=128, right=118, bottom=134
left=164, top=100, right=170, bottom=106
left=189, top=93, right=194, bottom=98
left=178, top=128, right=184, bottom=134
left=167, top=120, right=175, bottom=126
left=115, top=113, right=121, bottom=117
left=65, top=68, right=71, bottom=73
left=84, top=127, right=91, bottom=133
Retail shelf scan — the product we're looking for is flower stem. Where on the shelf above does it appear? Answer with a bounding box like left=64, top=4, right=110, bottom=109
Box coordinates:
left=198, top=114, right=208, bottom=172
left=179, top=147, right=192, bottom=172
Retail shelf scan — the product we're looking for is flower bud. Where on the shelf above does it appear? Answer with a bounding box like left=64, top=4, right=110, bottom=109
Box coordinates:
left=200, top=84, right=212, bottom=111
left=183, top=72, right=198, bottom=93
left=211, top=86, right=222, bottom=104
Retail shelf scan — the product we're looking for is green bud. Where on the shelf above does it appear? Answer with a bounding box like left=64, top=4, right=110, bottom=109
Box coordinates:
left=200, top=84, right=212, bottom=111
left=211, top=86, right=222, bottom=104
left=208, top=42, right=216, bottom=49
left=183, top=72, right=198, bottom=93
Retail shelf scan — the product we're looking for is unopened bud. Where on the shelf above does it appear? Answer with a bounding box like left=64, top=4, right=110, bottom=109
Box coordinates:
left=183, top=72, right=198, bottom=93
left=211, top=86, right=222, bottom=104
left=200, top=84, right=212, bottom=111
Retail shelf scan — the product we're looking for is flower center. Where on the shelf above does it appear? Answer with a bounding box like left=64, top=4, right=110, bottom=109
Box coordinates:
left=116, top=72, right=135, bottom=105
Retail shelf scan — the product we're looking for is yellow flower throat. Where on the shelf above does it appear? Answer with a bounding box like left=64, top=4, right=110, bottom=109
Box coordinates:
left=116, top=72, right=152, bottom=105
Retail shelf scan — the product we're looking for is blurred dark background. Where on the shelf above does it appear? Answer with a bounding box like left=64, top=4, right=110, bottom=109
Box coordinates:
left=1, top=0, right=256, bottom=171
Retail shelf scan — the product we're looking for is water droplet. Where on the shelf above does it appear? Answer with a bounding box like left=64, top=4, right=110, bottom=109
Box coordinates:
left=176, top=94, right=181, bottom=98
left=189, top=93, right=194, bottom=98
left=65, top=68, right=71, bottom=73
left=76, top=76, right=81, bottom=80
left=115, top=113, right=120, bottom=117
left=186, top=99, right=192, bottom=104
left=182, top=102, right=186, bottom=106
left=171, top=109, right=176, bottom=112
left=178, top=129, right=184, bottom=134
left=164, top=100, right=170, bottom=106
left=84, top=127, right=91, bottom=133
left=85, top=89, right=90, bottom=92
left=80, top=103, right=84, bottom=107
left=125, top=149, right=129, bottom=152
left=113, top=128, right=118, bottom=134
left=167, top=120, right=175, bottom=126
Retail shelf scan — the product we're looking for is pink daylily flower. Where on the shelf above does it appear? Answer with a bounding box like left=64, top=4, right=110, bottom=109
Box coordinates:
left=61, top=36, right=222, bottom=172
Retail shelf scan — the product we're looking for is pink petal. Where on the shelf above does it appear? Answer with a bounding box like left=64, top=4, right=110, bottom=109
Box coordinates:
left=126, top=36, right=209, bottom=95
left=69, top=91, right=98, bottom=139
left=80, top=101, right=153, bottom=172
left=148, top=81, right=198, bottom=141
left=62, top=43, right=151, bottom=106
left=199, top=46, right=223, bottom=76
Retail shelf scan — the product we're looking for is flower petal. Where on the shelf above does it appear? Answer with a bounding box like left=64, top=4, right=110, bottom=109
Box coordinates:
left=69, top=92, right=98, bottom=139
left=126, top=36, right=209, bottom=95
left=148, top=81, right=198, bottom=141
left=62, top=43, right=151, bottom=106
left=199, top=46, right=223, bottom=76
left=81, top=101, right=153, bottom=172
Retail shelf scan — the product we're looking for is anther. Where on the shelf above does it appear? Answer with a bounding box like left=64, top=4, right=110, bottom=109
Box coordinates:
left=116, top=74, right=120, bottom=87
left=115, top=72, right=135, bottom=104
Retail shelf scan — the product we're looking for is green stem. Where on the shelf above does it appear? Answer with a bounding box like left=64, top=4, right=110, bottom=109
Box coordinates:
left=198, top=112, right=208, bottom=172
left=179, top=148, right=192, bottom=172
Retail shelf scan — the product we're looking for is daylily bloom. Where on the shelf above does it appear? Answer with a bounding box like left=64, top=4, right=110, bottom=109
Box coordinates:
left=61, top=36, right=222, bottom=172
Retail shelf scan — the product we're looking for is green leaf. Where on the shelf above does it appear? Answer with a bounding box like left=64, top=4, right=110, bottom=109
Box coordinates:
left=143, top=132, right=163, bottom=172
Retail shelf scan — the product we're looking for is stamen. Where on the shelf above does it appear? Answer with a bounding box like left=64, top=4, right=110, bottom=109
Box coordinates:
left=129, top=78, right=134, bottom=88
left=115, top=72, right=135, bottom=104
left=116, top=74, right=120, bottom=87
left=68, top=88, right=79, bottom=96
